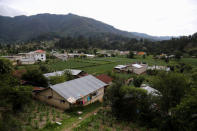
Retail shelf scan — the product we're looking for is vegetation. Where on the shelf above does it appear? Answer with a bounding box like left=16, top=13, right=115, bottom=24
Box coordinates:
left=22, top=69, right=49, bottom=87
left=0, top=59, right=32, bottom=131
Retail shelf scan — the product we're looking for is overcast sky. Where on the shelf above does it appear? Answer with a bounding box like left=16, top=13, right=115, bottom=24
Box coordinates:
left=0, top=0, right=197, bottom=36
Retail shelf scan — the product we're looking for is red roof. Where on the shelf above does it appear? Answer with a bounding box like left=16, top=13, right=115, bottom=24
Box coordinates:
left=137, top=52, right=145, bottom=55
left=35, top=50, right=45, bottom=53
left=96, top=74, right=113, bottom=84
left=33, top=87, right=45, bottom=91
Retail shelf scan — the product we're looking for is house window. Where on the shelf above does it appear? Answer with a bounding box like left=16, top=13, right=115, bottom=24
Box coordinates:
left=60, top=100, right=65, bottom=103
left=48, top=96, right=52, bottom=99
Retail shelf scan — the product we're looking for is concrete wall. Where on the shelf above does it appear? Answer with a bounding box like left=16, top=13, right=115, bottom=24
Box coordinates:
left=35, top=89, right=70, bottom=110
left=83, top=87, right=104, bottom=106
left=34, top=53, right=46, bottom=61
left=132, top=66, right=146, bottom=74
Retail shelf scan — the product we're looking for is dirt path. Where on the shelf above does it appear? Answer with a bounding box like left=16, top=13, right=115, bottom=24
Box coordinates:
left=63, top=107, right=101, bottom=131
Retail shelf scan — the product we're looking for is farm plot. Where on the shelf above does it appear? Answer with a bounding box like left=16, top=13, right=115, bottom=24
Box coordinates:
left=73, top=109, right=152, bottom=131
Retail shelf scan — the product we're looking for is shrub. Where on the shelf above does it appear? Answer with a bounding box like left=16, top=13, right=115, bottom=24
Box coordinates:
left=22, top=69, right=48, bottom=87
left=133, top=76, right=145, bottom=87
left=34, top=120, right=39, bottom=129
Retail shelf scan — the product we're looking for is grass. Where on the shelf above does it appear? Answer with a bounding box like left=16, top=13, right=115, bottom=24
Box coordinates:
left=16, top=56, right=197, bottom=75
left=181, top=58, right=197, bottom=66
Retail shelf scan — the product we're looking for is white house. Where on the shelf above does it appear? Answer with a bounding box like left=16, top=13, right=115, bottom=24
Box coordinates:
left=18, top=50, right=46, bottom=64
left=129, top=63, right=148, bottom=75
left=148, top=65, right=170, bottom=72
left=33, top=50, right=46, bottom=61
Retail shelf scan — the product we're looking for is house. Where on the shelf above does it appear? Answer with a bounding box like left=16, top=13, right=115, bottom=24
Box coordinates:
left=137, top=52, right=146, bottom=55
left=53, top=53, right=68, bottom=61
left=1, top=56, right=21, bottom=65
left=148, top=65, right=170, bottom=72
left=114, top=63, right=147, bottom=75
left=114, top=65, right=128, bottom=72
left=34, top=50, right=46, bottom=61
left=43, top=69, right=87, bottom=78
left=96, top=74, right=113, bottom=85
left=33, top=87, right=46, bottom=93
left=18, top=50, right=46, bottom=64
left=128, top=63, right=148, bottom=75
left=35, top=75, right=107, bottom=110
left=86, top=54, right=95, bottom=58
left=119, top=51, right=130, bottom=56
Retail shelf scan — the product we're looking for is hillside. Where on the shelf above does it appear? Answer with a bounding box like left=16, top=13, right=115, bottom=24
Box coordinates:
left=0, top=13, right=171, bottom=43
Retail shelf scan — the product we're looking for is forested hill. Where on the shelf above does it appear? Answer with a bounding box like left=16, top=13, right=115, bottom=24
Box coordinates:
left=54, top=32, right=197, bottom=56
left=0, top=13, right=171, bottom=43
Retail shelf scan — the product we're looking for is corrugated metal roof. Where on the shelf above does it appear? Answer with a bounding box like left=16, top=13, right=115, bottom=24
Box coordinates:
left=50, top=75, right=107, bottom=101
left=114, top=65, right=127, bottom=69
left=43, top=69, right=82, bottom=78
left=64, top=69, right=82, bottom=76
left=43, top=71, right=64, bottom=78
left=132, top=64, right=143, bottom=68
left=140, top=84, right=160, bottom=96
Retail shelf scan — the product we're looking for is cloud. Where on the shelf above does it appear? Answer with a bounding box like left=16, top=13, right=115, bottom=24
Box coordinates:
left=0, top=4, right=27, bottom=17
left=0, top=0, right=196, bottom=36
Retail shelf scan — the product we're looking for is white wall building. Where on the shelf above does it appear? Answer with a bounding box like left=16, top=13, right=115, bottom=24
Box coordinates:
left=18, top=50, right=46, bottom=64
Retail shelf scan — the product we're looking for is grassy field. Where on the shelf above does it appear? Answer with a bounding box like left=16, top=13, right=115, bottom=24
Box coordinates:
left=17, top=56, right=197, bottom=75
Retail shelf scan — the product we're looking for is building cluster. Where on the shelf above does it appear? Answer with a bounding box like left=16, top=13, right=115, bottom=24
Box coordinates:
left=114, top=63, right=148, bottom=75
left=1, top=50, right=46, bottom=65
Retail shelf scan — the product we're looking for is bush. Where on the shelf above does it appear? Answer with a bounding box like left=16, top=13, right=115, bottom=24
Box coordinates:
left=39, top=65, right=50, bottom=73
left=22, top=69, right=49, bottom=87
left=133, top=76, right=145, bottom=87
left=34, top=120, right=39, bottom=129
left=146, top=69, right=159, bottom=76
left=49, top=75, right=66, bottom=85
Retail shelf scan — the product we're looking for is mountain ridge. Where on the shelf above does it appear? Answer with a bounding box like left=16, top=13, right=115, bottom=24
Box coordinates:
left=0, top=13, right=172, bottom=43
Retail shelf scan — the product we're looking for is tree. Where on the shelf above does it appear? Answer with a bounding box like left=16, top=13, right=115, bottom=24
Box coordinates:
left=0, top=58, right=13, bottom=74
left=22, top=69, right=49, bottom=87
left=49, top=76, right=65, bottom=85
left=39, top=65, right=50, bottom=73
left=64, top=70, right=75, bottom=81
left=152, top=72, right=189, bottom=112
left=105, top=83, right=154, bottom=122
left=143, top=54, right=146, bottom=59
left=172, top=88, right=197, bottom=130
left=133, top=76, right=145, bottom=87
left=128, top=51, right=134, bottom=58
left=175, top=51, right=182, bottom=60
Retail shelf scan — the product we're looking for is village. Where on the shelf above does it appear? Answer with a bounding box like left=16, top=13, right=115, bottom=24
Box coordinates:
left=1, top=47, right=195, bottom=131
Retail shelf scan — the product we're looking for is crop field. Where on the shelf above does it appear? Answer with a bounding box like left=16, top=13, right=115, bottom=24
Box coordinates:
left=19, top=100, right=101, bottom=131
left=40, top=102, right=101, bottom=131
left=73, top=109, right=151, bottom=131
left=181, top=58, right=197, bottom=66
left=17, top=56, right=197, bottom=75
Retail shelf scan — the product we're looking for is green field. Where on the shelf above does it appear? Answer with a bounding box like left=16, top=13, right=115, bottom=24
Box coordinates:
left=17, top=56, right=197, bottom=75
